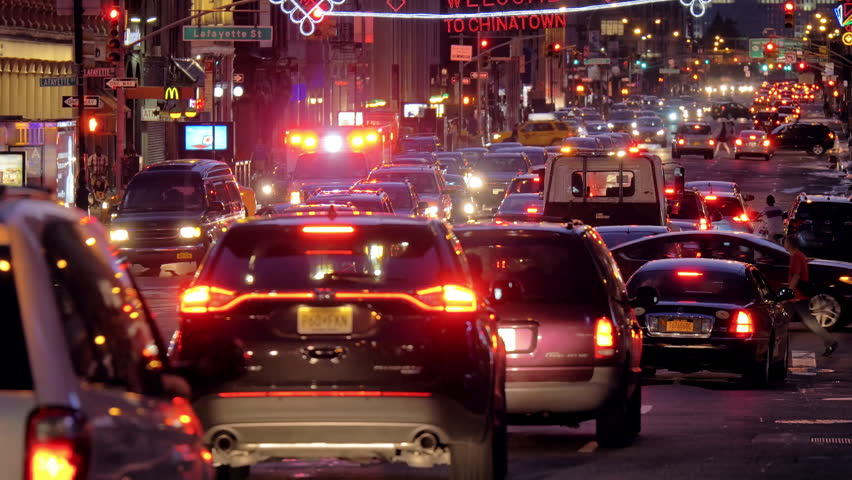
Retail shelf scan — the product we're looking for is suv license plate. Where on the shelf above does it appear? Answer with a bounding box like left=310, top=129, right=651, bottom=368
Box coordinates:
left=297, top=306, right=354, bottom=334
left=665, top=319, right=695, bottom=333
left=177, top=252, right=193, bottom=260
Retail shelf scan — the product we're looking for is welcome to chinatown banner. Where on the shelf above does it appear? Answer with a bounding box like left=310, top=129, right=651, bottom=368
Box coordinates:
left=442, top=0, right=568, bottom=33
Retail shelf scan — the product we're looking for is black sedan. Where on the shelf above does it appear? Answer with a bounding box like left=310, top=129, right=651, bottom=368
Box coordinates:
left=626, top=258, right=793, bottom=385
left=610, top=230, right=852, bottom=329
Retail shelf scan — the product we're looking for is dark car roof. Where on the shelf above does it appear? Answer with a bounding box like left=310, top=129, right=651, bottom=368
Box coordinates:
left=595, top=225, right=670, bottom=234
left=243, top=213, right=432, bottom=228
left=634, top=257, right=748, bottom=274
left=613, top=230, right=786, bottom=254
left=454, top=220, right=588, bottom=237
left=143, top=159, right=232, bottom=174
left=371, top=165, right=438, bottom=174
left=796, top=194, right=852, bottom=204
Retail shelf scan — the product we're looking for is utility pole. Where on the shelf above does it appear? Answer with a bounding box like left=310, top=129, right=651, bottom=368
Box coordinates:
left=73, top=0, right=88, bottom=210
left=115, top=0, right=126, bottom=194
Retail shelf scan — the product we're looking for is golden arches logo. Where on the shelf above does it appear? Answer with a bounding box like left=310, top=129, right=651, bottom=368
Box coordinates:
left=165, top=86, right=180, bottom=100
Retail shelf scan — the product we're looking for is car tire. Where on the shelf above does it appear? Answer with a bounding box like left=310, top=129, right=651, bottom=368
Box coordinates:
left=215, top=466, right=250, bottom=480
left=449, top=420, right=505, bottom=480
left=810, top=294, right=843, bottom=330
left=596, top=381, right=641, bottom=447
left=770, top=336, right=790, bottom=382
left=764, top=155, right=771, bottom=162
left=810, top=144, right=826, bottom=156
left=745, top=343, right=772, bottom=387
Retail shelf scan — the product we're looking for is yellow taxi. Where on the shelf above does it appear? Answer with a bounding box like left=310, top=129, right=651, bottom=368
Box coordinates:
left=492, top=120, right=579, bottom=146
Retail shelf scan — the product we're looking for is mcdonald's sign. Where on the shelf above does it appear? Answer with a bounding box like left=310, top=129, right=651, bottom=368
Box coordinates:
left=165, top=86, right=180, bottom=100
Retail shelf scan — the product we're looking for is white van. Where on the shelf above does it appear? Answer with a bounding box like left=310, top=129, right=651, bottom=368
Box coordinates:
left=543, top=153, right=667, bottom=226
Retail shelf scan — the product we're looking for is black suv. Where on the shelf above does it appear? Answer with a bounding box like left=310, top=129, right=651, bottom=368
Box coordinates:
left=171, top=214, right=507, bottom=480
left=110, top=159, right=244, bottom=272
left=785, top=193, right=852, bottom=263
left=768, top=122, right=835, bottom=155
left=455, top=222, right=650, bottom=447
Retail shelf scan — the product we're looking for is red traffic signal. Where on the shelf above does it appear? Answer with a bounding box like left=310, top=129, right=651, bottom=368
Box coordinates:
left=798, top=62, right=806, bottom=70
left=553, top=43, right=562, bottom=51
left=784, top=2, right=794, bottom=12
left=765, top=42, right=775, bottom=52
left=87, top=116, right=99, bottom=133
left=480, top=39, right=489, bottom=48
left=108, top=7, right=120, bottom=20
left=784, top=2, right=794, bottom=28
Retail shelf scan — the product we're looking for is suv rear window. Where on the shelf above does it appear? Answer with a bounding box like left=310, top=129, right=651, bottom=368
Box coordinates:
left=670, top=193, right=702, bottom=220
left=0, top=246, right=32, bottom=390
left=457, top=230, right=607, bottom=305
left=628, top=268, right=754, bottom=305
left=201, top=224, right=444, bottom=291
left=295, top=153, right=369, bottom=179
left=677, top=124, right=711, bottom=135
left=795, top=202, right=852, bottom=223
left=705, top=197, right=745, bottom=217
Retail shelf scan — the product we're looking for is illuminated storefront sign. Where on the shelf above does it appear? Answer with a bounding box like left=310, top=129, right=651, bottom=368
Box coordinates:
left=444, top=0, right=565, bottom=32
left=443, top=14, right=565, bottom=32
left=269, top=0, right=346, bottom=36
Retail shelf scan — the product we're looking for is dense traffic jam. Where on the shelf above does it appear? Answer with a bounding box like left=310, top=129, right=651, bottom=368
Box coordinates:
left=4, top=79, right=852, bottom=480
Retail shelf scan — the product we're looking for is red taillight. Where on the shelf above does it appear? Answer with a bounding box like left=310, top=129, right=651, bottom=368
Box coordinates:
left=412, top=284, right=478, bottom=312
left=732, top=213, right=749, bottom=222
left=180, top=286, right=313, bottom=314
left=734, top=138, right=743, bottom=146
left=595, top=316, right=616, bottom=359
left=763, top=139, right=771, bottom=147
left=699, top=217, right=709, bottom=230
left=301, top=225, right=355, bottom=234
left=665, top=187, right=675, bottom=195
left=734, top=311, right=753, bottom=335
left=709, top=139, right=716, bottom=146
left=26, top=408, right=87, bottom=480
left=218, top=391, right=431, bottom=398
left=677, top=271, right=703, bottom=277
left=704, top=195, right=717, bottom=201
left=526, top=207, right=540, bottom=214
left=677, top=138, right=685, bottom=145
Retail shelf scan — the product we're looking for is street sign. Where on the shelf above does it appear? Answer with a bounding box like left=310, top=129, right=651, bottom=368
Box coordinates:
left=141, top=107, right=161, bottom=121
left=462, top=78, right=471, bottom=85
left=39, top=77, right=78, bottom=87
left=784, top=52, right=797, bottom=64
left=183, top=26, right=273, bottom=42
left=83, top=67, right=115, bottom=78
left=62, top=95, right=101, bottom=108
left=470, top=72, right=489, bottom=79
left=233, top=73, right=245, bottom=83
left=659, top=68, right=680, bottom=75
left=123, top=86, right=195, bottom=100
left=584, top=58, right=611, bottom=65
left=451, top=44, right=473, bottom=62
left=106, top=77, right=138, bottom=89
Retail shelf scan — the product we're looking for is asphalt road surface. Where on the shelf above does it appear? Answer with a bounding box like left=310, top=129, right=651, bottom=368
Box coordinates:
left=137, top=143, right=852, bottom=479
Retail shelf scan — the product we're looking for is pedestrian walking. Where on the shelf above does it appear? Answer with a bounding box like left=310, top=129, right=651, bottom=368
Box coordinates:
left=715, top=121, right=731, bottom=156
left=784, top=235, right=839, bottom=357
left=757, top=194, right=785, bottom=244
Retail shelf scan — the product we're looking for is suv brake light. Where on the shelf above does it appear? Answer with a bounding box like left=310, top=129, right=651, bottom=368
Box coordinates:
left=26, top=408, right=88, bottom=480
left=734, top=311, right=753, bottom=335
left=734, top=138, right=743, bottom=146
left=595, top=316, right=616, bottom=359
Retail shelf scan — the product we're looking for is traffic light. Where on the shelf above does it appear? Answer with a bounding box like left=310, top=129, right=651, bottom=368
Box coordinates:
left=105, top=3, right=124, bottom=66
left=547, top=43, right=562, bottom=58
left=784, top=2, right=794, bottom=29
left=763, top=41, right=776, bottom=58
left=828, top=79, right=836, bottom=87
left=87, top=116, right=99, bottom=133
left=463, top=96, right=471, bottom=105
left=576, top=84, right=586, bottom=94
left=798, top=62, right=807, bottom=71
left=480, top=39, right=489, bottom=48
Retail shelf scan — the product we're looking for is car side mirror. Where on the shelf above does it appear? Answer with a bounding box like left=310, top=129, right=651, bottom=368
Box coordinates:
left=630, top=286, right=660, bottom=309
left=776, top=288, right=795, bottom=301
left=744, top=194, right=755, bottom=202
left=207, top=201, right=226, bottom=213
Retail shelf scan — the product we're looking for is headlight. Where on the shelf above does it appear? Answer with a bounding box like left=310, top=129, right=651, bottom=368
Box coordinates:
left=632, top=130, right=640, bottom=136
left=289, top=191, right=302, bottom=204
left=631, top=122, right=637, bottom=128
left=492, top=133, right=501, bottom=140
left=668, top=113, right=678, bottom=121
left=840, top=275, right=852, bottom=285
left=110, top=229, right=129, bottom=242
left=425, top=205, right=440, bottom=217
left=179, top=227, right=202, bottom=239
left=469, top=176, right=484, bottom=189
left=657, top=129, right=665, bottom=136
left=607, top=123, right=614, bottom=128
left=261, top=184, right=273, bottom=196
left=463, top=203, right=476, bottom=215
left=696, top=110, right=703, bottom=117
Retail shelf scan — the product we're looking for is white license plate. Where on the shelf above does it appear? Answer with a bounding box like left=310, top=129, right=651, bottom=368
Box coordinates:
left=297, top=306, right=354, bottom=334
left=747, top=142, right=758, bottom=147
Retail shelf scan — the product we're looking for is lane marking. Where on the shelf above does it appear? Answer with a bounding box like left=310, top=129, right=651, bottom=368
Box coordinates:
left=577, top=441, right=598, bottom=453
left=822, top=398, right=852, bottom=401
left=641, top=405, right=653, bottom=414
left=775, top=420, right=852, bottom=425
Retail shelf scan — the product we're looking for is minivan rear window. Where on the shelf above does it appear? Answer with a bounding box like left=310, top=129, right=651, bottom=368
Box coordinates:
left=0, top=246, right=32, bottom=390
left=201, top=224, right=444, bottom=291
left=457, top=230, right=607, bottom=305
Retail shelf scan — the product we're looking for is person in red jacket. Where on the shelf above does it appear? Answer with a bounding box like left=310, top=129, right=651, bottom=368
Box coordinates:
left=784, top=235, right=839, bottom=356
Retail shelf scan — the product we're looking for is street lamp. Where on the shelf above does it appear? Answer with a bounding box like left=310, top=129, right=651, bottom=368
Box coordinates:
left=214, top=86, right=224, bottom=98
left=233, top=85, right=244, bottom=97
left=673, top=30, right=680, bottom=37
left=633, top=27, right=641, bottom=35
left=621, top=18, right=628, bottom=24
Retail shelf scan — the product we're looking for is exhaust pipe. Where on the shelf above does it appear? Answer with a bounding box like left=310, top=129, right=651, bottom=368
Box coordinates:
left=415, top=431, right=439, bottom=451
left=213, top=432, right=237, bottom=453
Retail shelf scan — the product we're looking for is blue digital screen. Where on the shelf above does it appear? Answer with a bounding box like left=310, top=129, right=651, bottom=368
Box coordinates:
left=184, top=125, right=228, bottom=151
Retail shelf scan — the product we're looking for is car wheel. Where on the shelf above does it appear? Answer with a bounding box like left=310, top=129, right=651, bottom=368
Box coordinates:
left=215, top=466, right=250, bottom=480
left=596, top=381, right=641, bottom=447
left=450, top=420, right=505, bottom=480
left=810, top=144, right=826, bottom=156
left=745, top=343, right=772, bottom=387
left=770, top=336, right=790, bottom=382
left=810, top=294, right=843, bottom=330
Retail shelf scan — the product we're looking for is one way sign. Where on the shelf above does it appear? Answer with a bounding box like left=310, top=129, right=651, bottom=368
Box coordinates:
left=62, top=95, right=102, bottom=109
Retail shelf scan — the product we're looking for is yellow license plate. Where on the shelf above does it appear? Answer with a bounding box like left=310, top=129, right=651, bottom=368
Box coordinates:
left=665, top=319, right=695, bottom=333
left=176, top=252, right=193, bottom=260
left=297, top=306, right=354, bottom=335
left=692, top=141, right=703, bottom=146
left=492, top=188, right=504, bottom=195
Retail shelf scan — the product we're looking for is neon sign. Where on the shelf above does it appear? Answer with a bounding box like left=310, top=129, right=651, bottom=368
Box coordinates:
left=444, top=14, right=566, bottom=33
left=269, top=0, right=346, bottom=36
left=835, top=3, right=852, bottom=29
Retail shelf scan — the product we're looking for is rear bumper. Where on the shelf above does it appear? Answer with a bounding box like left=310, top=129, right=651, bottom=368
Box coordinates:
left=118, top=244, right=206, bottom=266
left=673, top=147, right=713, bottom=156
left=193, top=394, right=488, bottom=467
left=642, top=337, right=766, bottom=373
left=505, top=366, right=623, bottom=415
